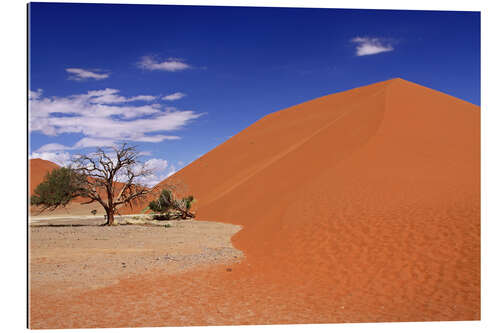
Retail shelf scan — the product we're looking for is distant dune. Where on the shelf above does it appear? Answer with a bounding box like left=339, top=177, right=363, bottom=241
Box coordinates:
left=153, top=78, right=480, bottom=322
left=29, top=158, right=59, bottom=195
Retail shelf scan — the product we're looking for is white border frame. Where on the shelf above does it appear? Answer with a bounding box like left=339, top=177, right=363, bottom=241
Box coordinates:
left=2, top=1, right=497, bottom=332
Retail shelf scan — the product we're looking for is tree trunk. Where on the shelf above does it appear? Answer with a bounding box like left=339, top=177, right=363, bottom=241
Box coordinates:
left=105, top=209, right=116, bottom=226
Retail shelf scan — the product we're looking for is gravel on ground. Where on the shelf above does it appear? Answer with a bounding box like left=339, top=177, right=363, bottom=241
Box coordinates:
left=29, top=218, right=243, bottom=296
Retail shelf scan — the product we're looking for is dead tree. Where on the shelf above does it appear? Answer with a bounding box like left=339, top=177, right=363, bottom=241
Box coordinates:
left=70, top=143, right=154, bottom=225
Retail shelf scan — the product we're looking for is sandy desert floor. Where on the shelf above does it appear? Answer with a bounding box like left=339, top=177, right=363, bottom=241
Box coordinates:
left=30, top=200, right=106, bottom=217
left=29, top=211, right=479, bottom=329
left=29, top=218, right=244, bottom=328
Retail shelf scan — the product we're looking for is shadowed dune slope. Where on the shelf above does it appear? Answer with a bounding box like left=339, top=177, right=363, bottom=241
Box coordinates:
left=154, top=78, right=480, bottom=321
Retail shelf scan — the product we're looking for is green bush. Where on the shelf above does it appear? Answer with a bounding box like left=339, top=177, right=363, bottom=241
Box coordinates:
left=31, top=168, right=83, bottom=210
left=148, top=189, right=195, bottom=219
left=148, top=189, right=174, bottom=214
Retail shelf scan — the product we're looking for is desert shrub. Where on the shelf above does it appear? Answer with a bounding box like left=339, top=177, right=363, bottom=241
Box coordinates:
left=148, top=189, right=174, bottom=214
left=148, top=189, right=195, bottom=219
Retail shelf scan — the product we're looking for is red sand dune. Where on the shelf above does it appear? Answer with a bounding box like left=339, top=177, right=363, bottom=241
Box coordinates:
left=30, top=78, right=480, bottom=327
left=29, top=158, right=59, bottom=195
left=158, top=78, right=480, bottom=321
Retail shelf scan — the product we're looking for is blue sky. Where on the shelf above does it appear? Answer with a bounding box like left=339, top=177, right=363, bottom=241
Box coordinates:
left=28, top=3, right=480, bottom=186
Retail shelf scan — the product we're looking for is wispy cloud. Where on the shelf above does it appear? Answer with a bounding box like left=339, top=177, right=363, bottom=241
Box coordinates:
left=138, top=56, right=190, bottom=72
left=36, top=143, right=72, bottom=152
left=128, top=95, right=157, bottom=102
left=66, top=68, right=109, bottom=80
left=163, top=92, right=186, bottom=101
left=29, top=89, right=43, bottom=100
left=87, top=89, right=157, bottom=104
left=117, top=157, right=177, bottom=186
left=139, top=158, right=178, bottom=186
left=351, top=37, right=394, bottom=56
left=29, top=88, right=203, bottom=148
left=30, top=151, right=72, bottom=166
left=144, top=158, right=168, bottom=172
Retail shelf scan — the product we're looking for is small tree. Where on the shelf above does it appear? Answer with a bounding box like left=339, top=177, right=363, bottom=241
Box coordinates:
left=31, top=143, right=155, bottom=226
left=30, top=167, right=84, bottom=208
left=148, top=188, right=195, bottom=220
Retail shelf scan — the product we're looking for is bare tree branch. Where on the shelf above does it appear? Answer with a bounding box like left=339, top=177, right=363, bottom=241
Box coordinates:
left=68, top=143, right=154, bottom=225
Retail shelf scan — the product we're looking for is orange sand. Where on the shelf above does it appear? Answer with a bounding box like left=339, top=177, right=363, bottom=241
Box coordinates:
left=29, top=78, right=480, bottom=328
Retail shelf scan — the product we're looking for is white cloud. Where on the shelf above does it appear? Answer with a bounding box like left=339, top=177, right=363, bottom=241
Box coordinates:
left=30, top=151, right=72, bottom=166
left=128, top=95, right=157, bottom=102
left=29, top=89, right=43, bottom=100
left=86, top=88, right=119, bottom=97
left=66, top=68, right=109, bottom=81
left=145, top=158, right=168, bottom=172
left=30, top=87, right=199, bottom=187
left=351, top=37, right=394, bottom=56
left=73, top=137, right=118, bottom=149
left=136, top=158, right=176, bottom=187
left=29, top=89, right=203, bottom=148
left=88, top=89, right=157, bottom=104
left=36, top=143, right=72, bottom=152
left=132, top=134, right=180, bottom=142
left=163, top=92, right=186, bottom=101
left=89, top=94, right=128, bottom=104
left=33, top=139, right=116, bottom=153
left=138, top=56, right=190, bottom=72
